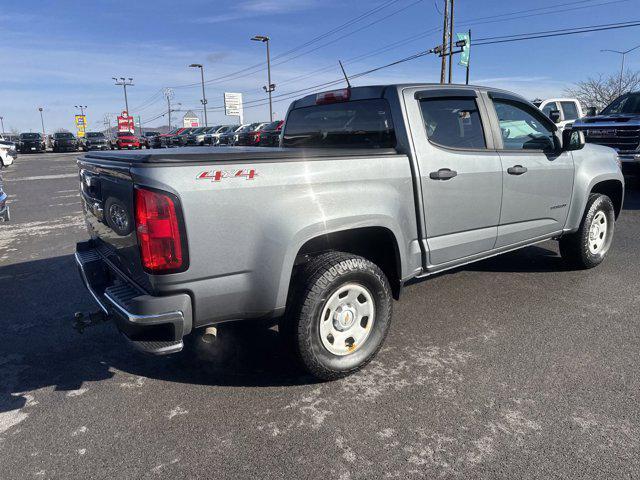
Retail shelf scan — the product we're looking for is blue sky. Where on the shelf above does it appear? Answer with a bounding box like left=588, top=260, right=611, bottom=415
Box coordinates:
left=1, top=0, right=639, bottom=133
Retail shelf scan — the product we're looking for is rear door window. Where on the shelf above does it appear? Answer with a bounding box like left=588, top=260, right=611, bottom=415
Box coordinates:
left=282, top=99, right=395, bottom=148
left=418, top=97, right=486, bottom=149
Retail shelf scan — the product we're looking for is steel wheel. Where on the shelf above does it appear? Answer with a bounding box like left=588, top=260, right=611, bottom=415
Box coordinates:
left=319, top=283, right=375, bottom=356
left=588, top=210, right=608, bottom=254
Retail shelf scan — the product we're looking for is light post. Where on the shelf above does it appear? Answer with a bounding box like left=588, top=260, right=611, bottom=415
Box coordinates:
left=601, top=44, right=640, bottom=94
left=251, top=35, right=275, bottom=122
left=189, top=64, right=208, bottom=127
left=38, top=107, right=45, bottom=138
left=74, top=105, right=87, bottom=116
left=112, top=77, right=134, bottom=113
left=0, top=116, right=4, bottom=136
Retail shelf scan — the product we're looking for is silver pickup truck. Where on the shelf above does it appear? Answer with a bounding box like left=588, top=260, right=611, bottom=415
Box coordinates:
left=75, top=84, right=624, bottom=380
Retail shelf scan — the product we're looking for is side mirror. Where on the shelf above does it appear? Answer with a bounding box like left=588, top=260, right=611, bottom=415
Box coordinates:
left=562, top=128, right=585, bottom=151
left=586, top=106, right=597, bottom=117
left=548, top=109, right=561, bottom=123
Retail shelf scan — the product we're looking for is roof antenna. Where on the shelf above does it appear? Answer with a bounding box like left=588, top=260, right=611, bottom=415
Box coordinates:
left=339, top=60, right=352, bottom=89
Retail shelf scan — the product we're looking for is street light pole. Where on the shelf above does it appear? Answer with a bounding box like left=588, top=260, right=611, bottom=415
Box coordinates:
left=601, top=44, right=640, bottom=94
left=38, top=107, right=45, bottom=138
left=189, top=64, right=208, bottom=127
left=251, top=35, right=275, bottom=122
left=0, top=116, right=4, bottom=136
left=75, top=105, right=87, bottom=116
left=113, top=77, right=134, bottom=113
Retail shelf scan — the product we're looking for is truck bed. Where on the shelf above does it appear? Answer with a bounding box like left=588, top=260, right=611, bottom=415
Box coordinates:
left=83, top=146, right=400, bottom=164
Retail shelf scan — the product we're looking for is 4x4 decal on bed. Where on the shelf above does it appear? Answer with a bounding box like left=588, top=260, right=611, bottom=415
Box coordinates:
left=197, top=169, right=258, bottom=182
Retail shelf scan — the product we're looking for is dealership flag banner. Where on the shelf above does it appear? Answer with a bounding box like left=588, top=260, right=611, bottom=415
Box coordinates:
left=457, top=32, right=471, bottom=67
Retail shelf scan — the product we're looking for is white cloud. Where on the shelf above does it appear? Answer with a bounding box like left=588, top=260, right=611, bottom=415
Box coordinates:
left=193, top=0, right=319, bottom=24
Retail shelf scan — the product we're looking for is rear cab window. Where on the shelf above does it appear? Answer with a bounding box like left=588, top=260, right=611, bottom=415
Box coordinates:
left=282, top=98, right=396, bottom=148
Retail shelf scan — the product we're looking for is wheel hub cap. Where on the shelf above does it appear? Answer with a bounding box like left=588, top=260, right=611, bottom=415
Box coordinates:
left=319, top=283, right=375, bottom=356
left=588, top=210, right=608, bottom=254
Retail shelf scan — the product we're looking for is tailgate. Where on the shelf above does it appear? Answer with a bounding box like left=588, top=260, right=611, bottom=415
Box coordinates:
left=78, top=159, right=151, bottom=291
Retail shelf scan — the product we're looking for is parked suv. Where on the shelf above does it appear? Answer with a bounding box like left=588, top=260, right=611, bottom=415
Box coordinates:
left=19, top=132, right=45, bottom=153
left=258, top=120, right=284, bottom=147
left=82, top=132, right=110, bottom=151
left=236, top=122, right=268, bottom=146
left=573, top=91, right=640, bottom=174
left=140, top=131, right=160, bottom=149
left=52, top=132, right=79, bottom=152
left=114, top=131, right=141, bottom=150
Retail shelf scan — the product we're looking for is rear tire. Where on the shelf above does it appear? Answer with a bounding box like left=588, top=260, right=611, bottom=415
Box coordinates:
left=559, top=193, right=615, bottom=269
left=282, top=252, right=392, bottom=381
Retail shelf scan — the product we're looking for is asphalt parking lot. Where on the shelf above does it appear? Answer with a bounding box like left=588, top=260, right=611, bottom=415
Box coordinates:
left=0, top=152, right=639, bottom=479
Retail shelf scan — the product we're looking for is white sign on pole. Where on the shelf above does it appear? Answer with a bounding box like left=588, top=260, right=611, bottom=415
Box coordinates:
left=224, top=92, right=244, bottom=124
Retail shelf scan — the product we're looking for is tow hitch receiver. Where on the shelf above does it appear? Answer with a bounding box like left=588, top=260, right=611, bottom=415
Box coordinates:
left=73, top=310, right=110, bottom=334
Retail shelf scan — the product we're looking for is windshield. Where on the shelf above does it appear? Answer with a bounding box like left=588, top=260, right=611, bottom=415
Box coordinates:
left=20, top=133, right=41, bottom=139
left=86, top=132, right=105, bottom=138
left=54, top=132, right=74, bottom=138
left=601, top=93, right=640, bottom=115
left=144, top=132, right=159, bottom=137
left=282, top=99, right=396, bottom=149
left=117, top=132, right=133, bottom=137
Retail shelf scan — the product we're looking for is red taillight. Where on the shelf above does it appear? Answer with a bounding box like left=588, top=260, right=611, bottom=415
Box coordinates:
left=134, top=187, right=185, bottom=273
left=316, top=88, right=350, bottom=105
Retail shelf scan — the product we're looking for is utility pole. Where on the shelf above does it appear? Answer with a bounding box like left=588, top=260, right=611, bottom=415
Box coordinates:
left=189, top=64, right=208, bottom=127
left=448, top=0, right=455, bottom=84
left=466, top=30, right=472, bottom=85
left=164, top=88, right=174, bottom=129
left=112, top=77, right=134, bottom=113
left=251, top=35, right=275, bottom=122
left=601, top=44, right=640, bottom=95
left=74, top=105, right=87, bottom=116
left=439, top=0, right=449, bottom=84
left=0, top=116, right=4, bottom=136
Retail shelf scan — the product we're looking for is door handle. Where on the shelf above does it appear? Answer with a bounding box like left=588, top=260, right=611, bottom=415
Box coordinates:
left=507, top=165, right=528, bottom=175
left=429, top=168, right=458, bottom=180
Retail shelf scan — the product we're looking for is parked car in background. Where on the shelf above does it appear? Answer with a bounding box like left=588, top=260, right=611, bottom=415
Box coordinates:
left=218, top=124, right=249, bottom=145
left=235, top=122, right=269, bottom=146
left=258, top=120, right=284, bottom=147
left=52, top=132, right=79, bottom=152
left=114, top=131, right=141, bottom=150
left=203, top=125, right=237, bottom=146
left=82, top=131, right=110, bottom=151
left=184, top=127, right=208, bottom=145
left=170, top=128, right=194, bottom=147
left=140, top=131, right=160, bottom=149
left=74, top=83, right=623, bottom=380
left=19, top=132, right=46, bottom=153
left=573, top=91, right=640, bottom=174
left=533, top=98, right=583, bottom=132
left=154, top=128, right=181, bottom=148
left=1, top=134, right=20, bottom=150
left=0, top=139, right=18, bottom=167
left=0, top=172, right=8, bottom=222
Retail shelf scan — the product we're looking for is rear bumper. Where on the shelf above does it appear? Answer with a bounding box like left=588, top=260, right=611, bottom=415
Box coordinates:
left=75, top=240, right=192, bottom=355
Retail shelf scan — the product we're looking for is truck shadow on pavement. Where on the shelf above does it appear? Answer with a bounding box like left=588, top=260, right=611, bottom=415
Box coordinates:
left=0, top=254, right=319, bottom=414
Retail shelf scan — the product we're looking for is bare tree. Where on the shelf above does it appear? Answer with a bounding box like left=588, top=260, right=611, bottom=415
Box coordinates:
left=565, top=70, right=640, bottom=111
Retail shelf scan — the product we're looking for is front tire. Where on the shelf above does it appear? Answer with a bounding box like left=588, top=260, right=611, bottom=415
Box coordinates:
left=559, top=193, right=615, bottom=269
left=283, top=252, right=392, bottom=381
